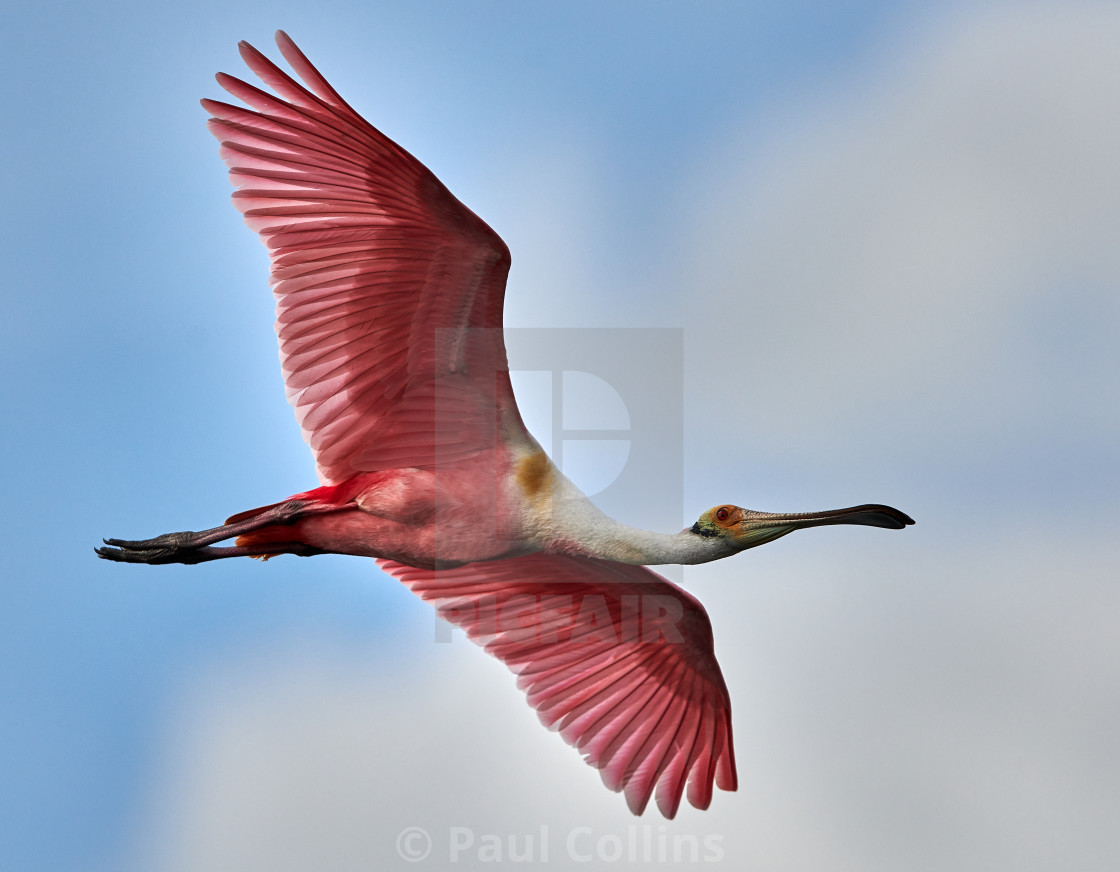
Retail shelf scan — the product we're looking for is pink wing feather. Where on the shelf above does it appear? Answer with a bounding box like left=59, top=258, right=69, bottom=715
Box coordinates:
left=380, top=553, right=738, bottom=817
left=203, top=32, right=526, bottom=484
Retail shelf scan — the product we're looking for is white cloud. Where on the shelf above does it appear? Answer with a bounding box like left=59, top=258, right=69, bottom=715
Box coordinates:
left=128, top=636, right=726, bottom=871
left=681, top=2, right=1120, bottom=465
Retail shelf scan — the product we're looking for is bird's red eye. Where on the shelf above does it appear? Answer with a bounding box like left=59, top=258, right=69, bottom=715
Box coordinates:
left=716, top=507, right=729, bottom=522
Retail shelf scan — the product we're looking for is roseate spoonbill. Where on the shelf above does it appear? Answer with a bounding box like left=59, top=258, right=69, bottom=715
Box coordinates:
left=97, top=32, right=913, bottom=818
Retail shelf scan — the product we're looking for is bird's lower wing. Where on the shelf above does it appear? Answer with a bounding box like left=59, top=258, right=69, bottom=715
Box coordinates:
left=379, top=553, right=738, bottom=818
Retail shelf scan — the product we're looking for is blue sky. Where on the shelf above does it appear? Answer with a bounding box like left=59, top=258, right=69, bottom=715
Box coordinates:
left=3, top=2, right=1119, bottom=871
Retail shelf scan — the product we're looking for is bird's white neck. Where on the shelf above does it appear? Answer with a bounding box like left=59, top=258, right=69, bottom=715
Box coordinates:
left=571, top=520, right=732, bottom=565
left=511, top=450, right=734, bottom=565
left=543, top=489, right=734, bottom=566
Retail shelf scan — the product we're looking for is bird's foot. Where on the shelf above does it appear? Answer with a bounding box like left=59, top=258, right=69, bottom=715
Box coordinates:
left=96, top=499, right=334, bottom=565
left=97, top=531, right=219, bottom=565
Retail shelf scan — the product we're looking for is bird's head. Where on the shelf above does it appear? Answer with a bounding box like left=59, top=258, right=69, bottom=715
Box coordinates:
left=691, top=503, right=914, bottom=552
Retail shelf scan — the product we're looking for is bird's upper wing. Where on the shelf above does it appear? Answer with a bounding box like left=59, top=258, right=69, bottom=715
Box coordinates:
left=203, top=32, right=527, bottom=484
left=379, top=553, right=738, bottom=818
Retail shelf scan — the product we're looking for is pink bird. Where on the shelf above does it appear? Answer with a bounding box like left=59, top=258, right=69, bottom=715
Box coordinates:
left=98, top=32, right=913, bottom=818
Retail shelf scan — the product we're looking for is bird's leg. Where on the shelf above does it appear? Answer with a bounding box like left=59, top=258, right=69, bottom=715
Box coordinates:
left=96, top=499, right=333, bottom=565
